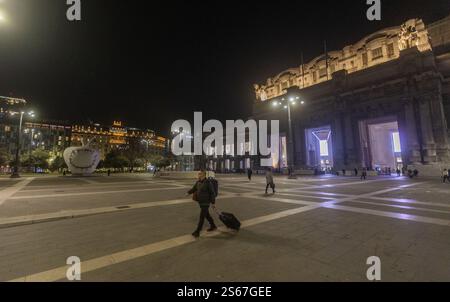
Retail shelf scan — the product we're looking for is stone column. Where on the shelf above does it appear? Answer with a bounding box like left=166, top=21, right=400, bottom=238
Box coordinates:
left=402, top=99, right=422, bottom=163
left=418, top=97, right=437, bottom=163
left=427, top=91, right=450, bottom=162
left=331, top=114, right=345, bottom=170
left=343, top=114, right=359, bottom=168
left=293, top=122, right=306, bottom=167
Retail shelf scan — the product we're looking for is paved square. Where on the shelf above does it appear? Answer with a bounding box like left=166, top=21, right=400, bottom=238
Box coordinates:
left=0, top=174, right=449, bottom=281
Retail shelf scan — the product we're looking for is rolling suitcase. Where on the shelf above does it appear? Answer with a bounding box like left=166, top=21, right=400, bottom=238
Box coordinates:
left=213, top=206, right=241, bottom=231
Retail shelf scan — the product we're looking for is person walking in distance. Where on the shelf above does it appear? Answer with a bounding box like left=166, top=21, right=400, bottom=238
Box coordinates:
left=187, top=170, right=217, bottom=238
left=442, top=168, right=449, bottom=183
left=265, top=168, right=275, bottom=195
left=247, top=168, right=253, bottom=181
left=360, top=168, right=367, bottom=180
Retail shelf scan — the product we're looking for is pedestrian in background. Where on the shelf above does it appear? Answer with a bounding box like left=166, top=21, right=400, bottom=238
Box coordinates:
left=265, top=168, right=275, bottom=194
left=442, top=169, right=449, bottom=183
left=360, top=168, right=367, bottom=180
left=247, top=168, right=253, bottom=181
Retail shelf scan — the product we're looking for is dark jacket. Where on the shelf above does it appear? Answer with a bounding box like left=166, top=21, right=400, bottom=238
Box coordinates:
left=188, top=179, right=216, bottom=207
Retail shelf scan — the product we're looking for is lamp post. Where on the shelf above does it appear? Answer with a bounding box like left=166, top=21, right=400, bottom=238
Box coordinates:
left=10, top=110, right=35, bottom=178
left=25, top=128, right=36, bottom=172
left=272, top=96, right=305, bottom=178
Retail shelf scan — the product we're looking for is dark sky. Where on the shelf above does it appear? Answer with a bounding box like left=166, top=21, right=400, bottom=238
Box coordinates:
left=0, top=0, right=449, bottom=135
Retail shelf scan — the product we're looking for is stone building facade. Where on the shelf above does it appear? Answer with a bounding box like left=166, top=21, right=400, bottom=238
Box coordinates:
left=250, top=15, right=450, bottom=176
left=71, top=121, right=167, bottom=159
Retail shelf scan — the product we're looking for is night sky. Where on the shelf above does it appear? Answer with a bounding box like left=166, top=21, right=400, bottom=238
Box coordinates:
left=0, top=0, right=449, bottom=135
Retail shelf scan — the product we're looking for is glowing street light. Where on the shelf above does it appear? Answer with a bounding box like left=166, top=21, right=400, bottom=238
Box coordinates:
left=271, top=95, right=305, bottom=178
left=0, top=10, right=8, bottom=24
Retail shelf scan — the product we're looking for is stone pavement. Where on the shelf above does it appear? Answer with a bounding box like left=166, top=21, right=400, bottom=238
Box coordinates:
left=0, top=173, right=449, bottom=281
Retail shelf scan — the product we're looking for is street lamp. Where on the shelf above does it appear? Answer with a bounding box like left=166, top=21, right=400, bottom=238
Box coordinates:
left=10, top=109, right=36, bottom=178
left=272, top=95, right=305, bottom=178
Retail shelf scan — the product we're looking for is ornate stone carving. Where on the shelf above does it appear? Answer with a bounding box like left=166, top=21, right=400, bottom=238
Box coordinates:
left=398, top=19, right=431, bottom=52
left=253, top=84, right=267, bottom=101
left=398, top=22, right=419, bottom=50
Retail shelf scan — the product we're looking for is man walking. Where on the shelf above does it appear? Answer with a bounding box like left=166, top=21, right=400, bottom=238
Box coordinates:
left=265, top=168, right=275, bottom=194
left=360, top=168, right=367, bottom=180
left=187, top=170, right=217, bottom=238
left=247, top=168, right=253, bottom=181
left=442, top=169, right=449, bottom=183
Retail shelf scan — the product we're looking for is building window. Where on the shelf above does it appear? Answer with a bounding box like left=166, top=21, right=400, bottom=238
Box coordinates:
left=5, top=126, right=10, bottom=132
left=312, top=71, right=317, bottom=82
left=319, top=68, right=327, bottom=78
left=392, top=132, right=401, bottom=153
left=387, top=43, right=395, bottom=57
left=319, top=140, right=329, bottom=156
left=362, top=53, right=368, bottom=66
left=371, top=47, right=383, bottom=60
left=281, top=81, right=288, bottom=89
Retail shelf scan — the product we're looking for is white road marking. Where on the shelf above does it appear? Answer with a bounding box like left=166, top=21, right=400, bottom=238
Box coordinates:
left=9, top=204, right=318, bottom=282
left=0, top=178, right=34, bottom=206
left=365, top=196, right=450, bottom=208
left=322, top=204, right=450, bottom=227
left=19, top=182, right=182, bottom=193
left=74, top=178, right=98, bottom=185
left=0, top=194, right=234, bottom=229
left=8, top=185, right=190, bottom=200
left=344, top=200, right=450, bottom=214
left=244, top=183, right=442, bottom=226
left=19, top=179, right=180, bottom=191
left=275, top=193, right=335, bottom=201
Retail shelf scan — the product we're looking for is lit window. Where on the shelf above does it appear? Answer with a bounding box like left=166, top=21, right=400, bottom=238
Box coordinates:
left=319, top=140, right=329, bottom=156
left=392, top=132, right=401, bottom=153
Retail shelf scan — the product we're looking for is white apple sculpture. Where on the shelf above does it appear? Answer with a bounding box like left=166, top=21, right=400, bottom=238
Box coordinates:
left=63, top=141, right=101, bottom=176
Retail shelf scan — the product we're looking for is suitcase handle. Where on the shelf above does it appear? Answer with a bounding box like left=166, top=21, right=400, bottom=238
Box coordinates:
left=211, top=205, right=222, bottom=216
